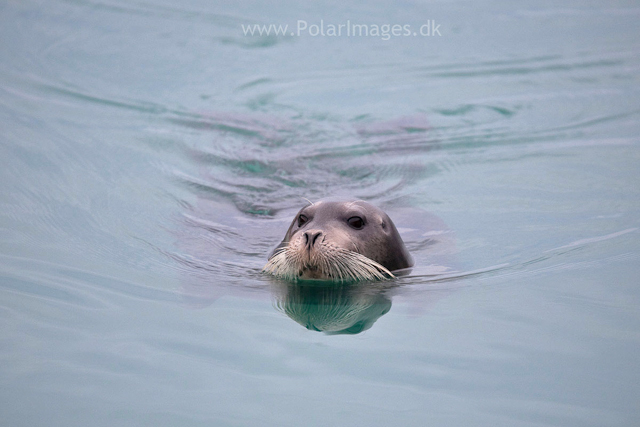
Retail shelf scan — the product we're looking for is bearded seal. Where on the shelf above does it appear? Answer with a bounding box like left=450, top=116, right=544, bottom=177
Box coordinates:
left=263, top=200, right=414, bottom=281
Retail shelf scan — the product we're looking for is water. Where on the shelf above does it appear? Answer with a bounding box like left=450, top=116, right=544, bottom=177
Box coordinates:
left=1, top=0, right=640, bottom=425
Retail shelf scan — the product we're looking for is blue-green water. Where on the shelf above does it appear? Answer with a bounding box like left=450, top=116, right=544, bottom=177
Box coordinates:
left=2, top=0, right=640, bottom=425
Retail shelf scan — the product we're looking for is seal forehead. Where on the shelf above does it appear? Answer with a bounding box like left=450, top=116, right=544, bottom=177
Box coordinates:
left=343, top=201, right=384, bottom=221
left=325, top=200, right=374, bottom=215
left=309, top=203, right=362, bottom=225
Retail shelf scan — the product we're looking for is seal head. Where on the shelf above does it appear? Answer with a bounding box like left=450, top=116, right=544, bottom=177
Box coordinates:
left=263, top=200, right=413, bottom=281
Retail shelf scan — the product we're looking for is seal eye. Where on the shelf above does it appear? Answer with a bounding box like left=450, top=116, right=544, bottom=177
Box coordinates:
left=297, top=214, right=308, bottom=227
left=347, top=216, right=364, bottom=230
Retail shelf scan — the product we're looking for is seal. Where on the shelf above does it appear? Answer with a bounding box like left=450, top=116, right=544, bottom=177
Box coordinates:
left=263, top=200, right=414, bottom=281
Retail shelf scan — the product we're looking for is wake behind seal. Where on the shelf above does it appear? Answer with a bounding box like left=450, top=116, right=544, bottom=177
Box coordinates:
left=263, top=200, right=414, bottom=281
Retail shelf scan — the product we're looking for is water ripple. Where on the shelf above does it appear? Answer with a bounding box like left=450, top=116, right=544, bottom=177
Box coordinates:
left=0, top=254, right=180, bottom=307
left=170, top=111, right=437, bottom=214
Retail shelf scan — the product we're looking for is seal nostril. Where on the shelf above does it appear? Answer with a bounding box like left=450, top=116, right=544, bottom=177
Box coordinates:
left=312, top=231, right=322, bottom=246
left=304, top=230, right=323, bottom=249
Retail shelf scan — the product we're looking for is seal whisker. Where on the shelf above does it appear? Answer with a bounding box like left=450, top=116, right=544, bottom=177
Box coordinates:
left=265, top=245, right=394, bottom=282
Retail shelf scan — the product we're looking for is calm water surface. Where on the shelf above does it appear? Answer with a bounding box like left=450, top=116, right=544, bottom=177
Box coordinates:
left=1, top=0, right=640, bottom=426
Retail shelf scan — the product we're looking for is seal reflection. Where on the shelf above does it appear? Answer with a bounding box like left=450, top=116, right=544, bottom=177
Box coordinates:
left=270, top=279, right=393, bottom=335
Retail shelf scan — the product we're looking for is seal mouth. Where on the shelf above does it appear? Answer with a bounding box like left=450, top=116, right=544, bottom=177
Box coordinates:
left=263, top=246, right=395, bottom=282
left=298, top=263, right=324, bottom=280
left=300, top=262, right=318, bottom=274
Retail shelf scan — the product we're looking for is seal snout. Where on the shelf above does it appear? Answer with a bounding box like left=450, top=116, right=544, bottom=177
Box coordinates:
left=303, top=229, right=324, bottom=251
